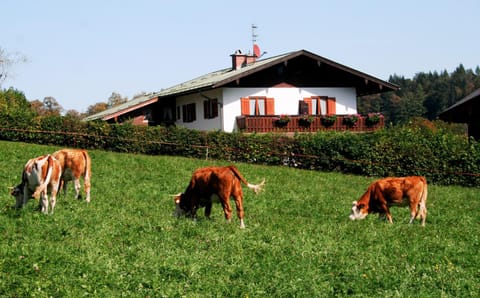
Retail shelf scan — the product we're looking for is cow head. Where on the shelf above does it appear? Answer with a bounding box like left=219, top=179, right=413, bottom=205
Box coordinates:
left=349, top=201, right=369, bottom=221
left=10, top=183, right=25, bottom=208
left=173, top=193, right=191, bottom=217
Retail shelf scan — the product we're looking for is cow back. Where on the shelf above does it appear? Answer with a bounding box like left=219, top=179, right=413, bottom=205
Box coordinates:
left=182, top=166, right=242, bottom=208
left=53, top=149, right=90, bottom=180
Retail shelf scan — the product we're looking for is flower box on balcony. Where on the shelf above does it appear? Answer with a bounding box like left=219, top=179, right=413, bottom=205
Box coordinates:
left=299, top=114, right=315, bottom=127
left=321, top=115, right=337, bottom=127
left=342, top=114, right=360, bottom=127
left=365, top=112, right=383, bottom=127
left=275, top=115, right=291, bottom=127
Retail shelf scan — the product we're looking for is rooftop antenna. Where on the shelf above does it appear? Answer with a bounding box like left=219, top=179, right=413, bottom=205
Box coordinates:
left=251, top=24, right=266, bottom=58
left=251, top=24, right=258, bottom=46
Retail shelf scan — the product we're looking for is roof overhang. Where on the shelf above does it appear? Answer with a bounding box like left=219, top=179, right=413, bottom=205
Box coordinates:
left=102, top=97, right=159, bottom=121
left=439, top=88, right=480, bottom=123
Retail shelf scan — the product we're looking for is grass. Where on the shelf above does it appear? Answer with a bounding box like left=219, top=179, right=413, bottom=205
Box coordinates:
left=0, top=140, right=479, bottom=297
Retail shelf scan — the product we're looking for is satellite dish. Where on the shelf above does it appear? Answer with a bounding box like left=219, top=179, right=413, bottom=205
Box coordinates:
left=253, top=44, right=261, bottom=58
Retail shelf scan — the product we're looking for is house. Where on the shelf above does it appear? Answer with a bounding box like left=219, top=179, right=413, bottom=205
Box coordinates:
left=439, top=88, right=480, bottom=139
left=83, top=49, right=399, bottom=133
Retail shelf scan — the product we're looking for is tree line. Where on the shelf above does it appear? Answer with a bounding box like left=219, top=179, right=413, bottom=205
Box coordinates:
left=358, top=64, right=480, bottom=124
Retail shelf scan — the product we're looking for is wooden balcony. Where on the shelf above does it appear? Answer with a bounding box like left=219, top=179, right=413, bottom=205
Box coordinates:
left=236, top=114, right=384, bottom=133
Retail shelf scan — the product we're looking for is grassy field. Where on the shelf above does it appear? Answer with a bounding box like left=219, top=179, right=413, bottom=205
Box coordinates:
left=0, top=140, right=479, bottom=297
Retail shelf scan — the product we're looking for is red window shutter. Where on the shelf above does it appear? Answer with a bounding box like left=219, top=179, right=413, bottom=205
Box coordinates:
left=266, top=98, right=275, bottom=115
left=241, top=97, right=250, bottom=115
left=303, top=98, right=312, bottom=114
left=327, top=97, right=336, bottom=114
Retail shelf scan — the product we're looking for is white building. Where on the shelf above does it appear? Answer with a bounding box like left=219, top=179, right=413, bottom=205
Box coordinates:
left=84, top=49, right=398, bottom=133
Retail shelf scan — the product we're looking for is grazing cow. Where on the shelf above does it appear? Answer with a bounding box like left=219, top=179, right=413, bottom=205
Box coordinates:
left=349, top=176, right=428, bottom=226
left=174, top=165, right=265, bottom=229
left=52, top=149, right=91, bottom=202
left=10, top=155, right=62, bottom=214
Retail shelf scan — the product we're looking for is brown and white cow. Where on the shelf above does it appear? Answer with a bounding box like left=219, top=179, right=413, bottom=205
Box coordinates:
left=174, top=165, right=265, bottom=229
left=10, top=154, right=62, bottom=214
left=349, top=176, right=428, bottom=226
left=52, top=149, right=91, bottom=202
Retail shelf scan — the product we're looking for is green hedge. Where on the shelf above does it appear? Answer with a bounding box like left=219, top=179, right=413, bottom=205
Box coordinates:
left=0, top=114, right=478, bottom=186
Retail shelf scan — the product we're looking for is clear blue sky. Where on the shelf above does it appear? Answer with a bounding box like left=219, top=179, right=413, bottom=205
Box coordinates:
left=1, top=0, right=478, bottom=113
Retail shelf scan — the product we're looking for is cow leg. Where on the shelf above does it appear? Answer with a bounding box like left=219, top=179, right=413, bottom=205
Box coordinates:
left=204, top=202, right=212, bottom=219
left=60, top=179, right=67, bottom=197
left=188, top=196, right=198, bottom=222
left=40, top=193, right=48, bottom=214
left=382, top=205, right=393, bottom=223
left=232, top=185, right=245, bottom=229
left=21, top=185, right=30, bottom=208
left=84, top=176, right=91, bottom=203
left=73, top=178, right=81, bottom=199
left=409, top=202, right=418, bottom=224
left=420, top=202, right=427, bottom=227
left=50, top=187, right=58, bottom=215
left=49, top=195, right=56, bottom=214
left=191, top=208, right=198, bottom=222
left=235, top=200, right=245, bottom=229
left=412, top=201, right=427, bottom=226
left=220, top=197, right=233, bottom=223
left=233, top=196, right=245, bottom=229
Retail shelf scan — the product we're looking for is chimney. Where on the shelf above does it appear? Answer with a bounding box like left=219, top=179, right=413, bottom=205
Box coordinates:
left=231, top=49, right=257, bottom=70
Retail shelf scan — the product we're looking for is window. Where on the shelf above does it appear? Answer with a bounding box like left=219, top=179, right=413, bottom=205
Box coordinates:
left=241, top=97, right=275, bottom=115
left=144, top=109, right=152, bottom=121
left=162, top=107, right=173, bottom=121
left=182, top=103, right=196, bottom=123
left=176, top=106, right=181, bottom=120
left=204, top=98, right=218, bottom=119
left=303, top=96, right=336, bottom=115
left=251, top=98, right=265, bottom=115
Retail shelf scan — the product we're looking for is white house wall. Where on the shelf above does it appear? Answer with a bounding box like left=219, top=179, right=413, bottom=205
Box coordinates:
left=222, top=87, right=357, bottom=132
left=175, top=89, right=223, bottom=131
left=175, top=87, right=357, bottom=133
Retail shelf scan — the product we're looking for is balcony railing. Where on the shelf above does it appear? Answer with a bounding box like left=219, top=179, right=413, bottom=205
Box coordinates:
left=236, top=114, right=384, bottom=133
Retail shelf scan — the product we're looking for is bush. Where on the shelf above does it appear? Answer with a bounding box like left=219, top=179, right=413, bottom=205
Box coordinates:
left=0, top=114, right=478, bottom=186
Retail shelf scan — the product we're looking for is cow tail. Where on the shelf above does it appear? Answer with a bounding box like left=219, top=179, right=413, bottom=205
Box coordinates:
left=228, top=165, right=265, bottom=194
left=82, top=150, right=91, bottom=188
left=32, top=155, right=54, bottom=199
left=418, top=177, right=428, bottom=225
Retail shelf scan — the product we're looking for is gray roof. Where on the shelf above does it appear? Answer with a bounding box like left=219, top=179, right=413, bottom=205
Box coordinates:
left=83, top=94, right=154, bottom=121
left=83, top=52, right=290, bottom=121
left=440, top=88, right=480, bottom=114
left=84, top=49, right=398, bottom=121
